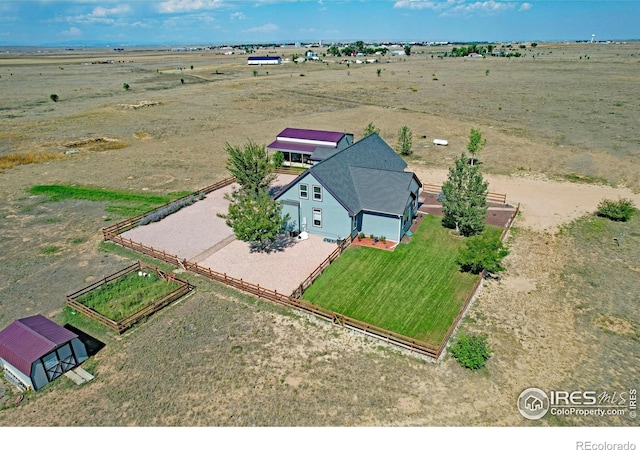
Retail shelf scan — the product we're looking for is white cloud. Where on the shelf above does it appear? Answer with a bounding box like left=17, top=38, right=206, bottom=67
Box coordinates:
left=60, top=26, right=82, bottom=37
left=394, top=0, right=529, bottom=15
left=230, top=11, right=246, bottom=20
left=246, top=23, right=278, bottom=33
left=157, top=0, right=225, bottom=14
left=90, top=5, right=131, bottom=18
left=69, top=5, right=131, bottom=25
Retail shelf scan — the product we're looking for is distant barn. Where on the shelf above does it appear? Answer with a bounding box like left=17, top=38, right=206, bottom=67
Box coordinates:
left=0, top=315, right=88, bottom=391
left=247, top=56, right=281, bottom=65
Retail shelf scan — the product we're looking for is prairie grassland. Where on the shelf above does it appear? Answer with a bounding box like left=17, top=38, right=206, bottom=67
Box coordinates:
left=0, top=43, right=638, bottom=426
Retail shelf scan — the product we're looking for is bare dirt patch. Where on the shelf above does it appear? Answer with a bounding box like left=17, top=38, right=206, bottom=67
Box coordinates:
left=412, top=166, right=640, bottom=233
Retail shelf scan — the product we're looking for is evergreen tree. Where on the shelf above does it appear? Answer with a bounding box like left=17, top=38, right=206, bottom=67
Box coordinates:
left=362, top=122, right=380, bottom=138
left=441, top=152, right=488, bottom=236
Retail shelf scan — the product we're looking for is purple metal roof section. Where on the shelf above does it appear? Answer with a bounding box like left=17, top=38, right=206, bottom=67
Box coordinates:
left=277, top=128, right=345, bottom=144
left=248, top=56, right=281, bottom=60
left=0, top=315, right=77, bottom=375
left=266, top=139, right=333, bottom=154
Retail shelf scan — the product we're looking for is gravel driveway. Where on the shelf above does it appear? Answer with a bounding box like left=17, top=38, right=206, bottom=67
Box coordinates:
left=121, top=174, right=338, bottom=294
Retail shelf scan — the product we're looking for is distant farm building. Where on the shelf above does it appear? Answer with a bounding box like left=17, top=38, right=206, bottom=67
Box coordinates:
left=0, top=315, right=89, bottom=391
left=247, top=56, right=281, bottom=65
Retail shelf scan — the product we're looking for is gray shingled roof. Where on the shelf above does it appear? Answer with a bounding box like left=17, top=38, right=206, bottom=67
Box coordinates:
left=350, top=167, right=419, bottom=216
left=306, top=133, right=419, bottom=216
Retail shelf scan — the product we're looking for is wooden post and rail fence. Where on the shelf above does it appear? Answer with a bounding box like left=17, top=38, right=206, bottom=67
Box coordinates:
left=66, top=261, right=194, bottom=334
left=421, top=183, right=508, bottom=205
left=98, top=172, right=519, bottom=359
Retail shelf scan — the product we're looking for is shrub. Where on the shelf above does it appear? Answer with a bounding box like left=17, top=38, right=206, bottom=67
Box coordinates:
left=457, top=234, right=509, bottom=275
left=140, top=195, right=197, bottom=225
left=380, top=236, right=386, bottom=244
left=450, top=333, right=491, bottom=369
left=123, top=83, right=130, bottom=91
left=272, top=151, right=285, bottom=168
left=49, top=94, right=59, bottom=102
left=596, top=198, right=636, bottom=222
left=358, top=232, right=365, bottom=241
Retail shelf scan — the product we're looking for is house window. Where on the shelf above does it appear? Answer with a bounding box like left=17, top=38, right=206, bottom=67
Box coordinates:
left=299, top=184, right=308, bottom=199
left=313, top=185, right=322, bottom=201
left=312, top=208, right=322, bottom=227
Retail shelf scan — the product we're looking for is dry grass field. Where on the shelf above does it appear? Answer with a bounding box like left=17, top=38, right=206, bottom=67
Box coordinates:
left=0, top=42, right=638, bottom=427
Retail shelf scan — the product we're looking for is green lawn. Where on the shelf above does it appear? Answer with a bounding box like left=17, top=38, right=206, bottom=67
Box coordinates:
left=28, top=185, right=191, bottom=217
left=302, top=215, right=502, bottom=345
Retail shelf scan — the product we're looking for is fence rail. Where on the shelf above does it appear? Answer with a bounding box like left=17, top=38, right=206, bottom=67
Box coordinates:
left=99, top=173, right=518, bottom=359
left=274, top=166, right=306, bottom=176
left=422, top=183, right=507, bottom=204
left=292, top=237, right=352, bottom=298
left=66, top=261, right=194, bottom=334
left=101, top=177, right=236, bottom=238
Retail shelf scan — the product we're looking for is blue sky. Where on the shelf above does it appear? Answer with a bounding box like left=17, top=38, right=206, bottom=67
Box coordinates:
left=0, top=1, right=637, bottom=46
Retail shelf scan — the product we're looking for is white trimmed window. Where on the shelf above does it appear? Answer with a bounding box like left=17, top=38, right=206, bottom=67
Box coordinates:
left=299, top=184, right=308, bottom=199
left=312, top=208, right=322, bottom=227
left=313, top=185, right=322, bottom=201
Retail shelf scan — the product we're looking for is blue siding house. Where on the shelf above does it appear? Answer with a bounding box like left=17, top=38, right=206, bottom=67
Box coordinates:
left=274, top=133, right=422, bottom=243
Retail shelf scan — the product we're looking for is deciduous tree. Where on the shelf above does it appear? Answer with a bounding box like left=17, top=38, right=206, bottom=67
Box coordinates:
left=457, top=233, right=509, bottom=275
left=467, top=128, right=486, bottom=165
left=395, top=125, right=413, bottom=156
left=225, top=140, right=276, bottom=196
left=219, top=190, right=289, bottom=252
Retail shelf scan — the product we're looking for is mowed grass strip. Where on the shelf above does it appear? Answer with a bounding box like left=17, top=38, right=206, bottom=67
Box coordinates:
left=75, top=271, right=179, bottom=322
left=28, top=184, right=191, bottom=217
left=302, top=215, right=502, bottom=345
